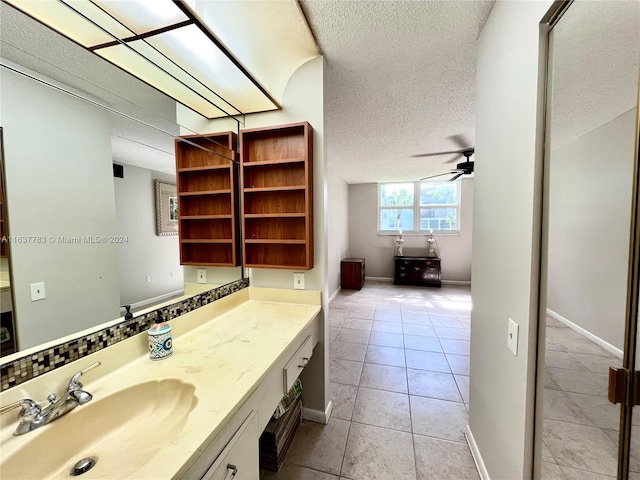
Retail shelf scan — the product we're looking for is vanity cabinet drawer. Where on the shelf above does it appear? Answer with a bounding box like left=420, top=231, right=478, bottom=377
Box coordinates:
left=283, top=335, right=313, bottom=393
left=201, top=410, right=259, bottom=480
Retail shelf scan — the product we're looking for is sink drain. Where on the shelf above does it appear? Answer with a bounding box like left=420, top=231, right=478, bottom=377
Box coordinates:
left=70, top=457, right=97, bottom=476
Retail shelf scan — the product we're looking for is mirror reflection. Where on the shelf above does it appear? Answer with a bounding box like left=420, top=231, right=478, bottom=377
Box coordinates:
left=540, top=0, right=640, bottom=477
left=0, top=2, right=243, bottom=355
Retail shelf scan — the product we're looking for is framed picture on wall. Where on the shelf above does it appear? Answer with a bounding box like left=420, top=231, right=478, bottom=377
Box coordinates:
left=155, top=180, right=178, bottom=236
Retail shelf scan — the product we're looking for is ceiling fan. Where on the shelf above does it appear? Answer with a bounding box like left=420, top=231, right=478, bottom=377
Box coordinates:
left=412, top=147, right=475, bottom=182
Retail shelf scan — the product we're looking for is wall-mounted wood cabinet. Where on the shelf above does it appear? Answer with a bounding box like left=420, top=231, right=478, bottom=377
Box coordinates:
left=175, top=132, right=240, bottom=267
left=240, top=122, right=313, bottom=270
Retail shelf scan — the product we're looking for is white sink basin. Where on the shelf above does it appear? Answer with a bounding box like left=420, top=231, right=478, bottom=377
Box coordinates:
left=1, top=378, right=198, bottom=479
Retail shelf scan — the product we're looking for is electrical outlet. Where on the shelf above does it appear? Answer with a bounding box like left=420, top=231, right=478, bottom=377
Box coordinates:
left=507, top=318, right=519, bottom=356
left=293, top=272, right=305, bottom=290
left=30, top=282, right=46, bottom=301
left=197, top=268, right=207, bottom=284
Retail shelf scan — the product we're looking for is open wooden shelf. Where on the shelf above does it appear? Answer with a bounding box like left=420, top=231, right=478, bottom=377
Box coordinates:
left=240, top=122, right=313, bottom=270
left=175, top=132, right=239, bottom=267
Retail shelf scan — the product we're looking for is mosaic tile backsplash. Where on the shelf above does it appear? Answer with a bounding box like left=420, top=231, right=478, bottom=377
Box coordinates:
left=0, top=278, right=249, bottom=391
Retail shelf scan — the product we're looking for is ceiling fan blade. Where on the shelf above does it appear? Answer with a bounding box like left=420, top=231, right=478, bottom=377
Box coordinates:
left=420, top=172, right=453, bottom=181
left=448, top=173, right=464, bottom=182
left=447, top=134, right=470, bottom=150
left=410, top=150, right=465, bottom=158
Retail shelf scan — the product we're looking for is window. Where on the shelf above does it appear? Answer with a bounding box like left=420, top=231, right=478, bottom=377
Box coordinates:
left=378, top=181, right=459, bottom=233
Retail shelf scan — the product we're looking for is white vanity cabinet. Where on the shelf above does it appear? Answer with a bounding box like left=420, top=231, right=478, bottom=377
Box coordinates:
left=181, top=312, right=320, bottom=480
left=201, top=411, right=259, bottom=480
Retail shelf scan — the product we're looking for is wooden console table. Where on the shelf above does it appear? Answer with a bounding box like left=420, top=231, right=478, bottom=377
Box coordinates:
left=394, top=256, right=441, bottom=287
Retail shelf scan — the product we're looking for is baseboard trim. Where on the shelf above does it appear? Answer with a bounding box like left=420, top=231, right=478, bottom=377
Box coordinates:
left=127, top=289, right=184, bottom=311
left=442, top=280, right=472, bottom=286
left=302, top=400, right=332, bottom=424
left=328, top=288, right=341, bottom=303
left=466, top=424, right=490, bottom=480
left=546, top=308, right=623, bottom=359
left=365, top=276, right=393, bottom=282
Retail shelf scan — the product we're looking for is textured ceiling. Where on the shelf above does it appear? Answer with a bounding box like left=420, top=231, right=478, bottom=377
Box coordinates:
left=550, top=0, right=640, bottom=149
left=1, top=1, right=495, bottom=182
left=301, top=0, right=495, bottom=184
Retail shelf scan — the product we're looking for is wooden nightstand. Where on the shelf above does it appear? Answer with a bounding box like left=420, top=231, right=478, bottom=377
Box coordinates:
left=341, top=258, right=365, bottom=290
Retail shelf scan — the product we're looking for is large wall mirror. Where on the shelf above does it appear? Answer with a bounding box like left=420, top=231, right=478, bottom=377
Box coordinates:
left=537, top=0, right=640, bottom=477
left=0, top=2, right=244, bottom=356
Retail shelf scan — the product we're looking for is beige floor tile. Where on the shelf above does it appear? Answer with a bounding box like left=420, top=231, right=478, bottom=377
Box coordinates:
left=335, top=328, right=370, bottom=345
left=403, top=324, right=437, bottom=337
left=261, top=464, right=340, bottom=480
left=434, top=326, right=470, bottom=340
left=330, top=341, right=368, bottom=362
left=565, top=392, right=619, bottom=430
left=359, top=363, right=408, bottom=393
left=369, top=331, right=404, bottom=348
left=543, top=419, right=617, bottom=476
left=570, top=352, right=621, bottom=375
left=540, top=462, right=567, bottom=480
left=329, top=316, right=345, bottom=328
left=375, top=303, right=401, bottom=313
left=401, top=313, right=432, bottom=326
left=371, top=320, right=403, bottom=334
left=352, top=387, right=411, bottom=432
left=560, top=466, right=616, bottom=479
left=544, top=351, right=589, bottom=371
left=330, top=382, right=358, bottom=421
left=438, top=339, right=470, bottom=355
left=341, top=318, right=373, bottom=331
left=454, top=374, right=469, bottom=404
left=445, top=353, right=470, bottom=375
left=546, top=367, right=608, bottom=396
left=405, top=350, right=450, bottom=373
left=410, top=396, right=468, bottom=442
left=429, top=315, right=464, bottom=328
left=364, top=344, right=406, bottom=367
left=330, top=358, right=363, bottom=386
left=285, top=418, right=351, bottom=476
left=341, top=423, right=416, bottom=480
left=408, top=369, right=462, bottom=402
left=403, top=335, right=442, bottom=352
left=413, top=434, right=479, bottom=480
left=329, top=327, right=339, bottom=342
left=542, top=389, right=591, bottom=425
left=373, top=311, right=402, bottom=323
left=347, top=306, right=375, bottom=320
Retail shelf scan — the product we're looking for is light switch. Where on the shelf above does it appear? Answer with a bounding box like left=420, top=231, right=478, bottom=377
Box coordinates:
left=197, top=268, right=206, bottom=284
left=507, top=318, right=519, bottom=356
left=293, top=272, right=305, bottom=290
left=30, top=282, right=46, bottom=301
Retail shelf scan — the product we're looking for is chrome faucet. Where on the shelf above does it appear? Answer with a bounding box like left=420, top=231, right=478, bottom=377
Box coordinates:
left=0, top=361, right=101, bottom=436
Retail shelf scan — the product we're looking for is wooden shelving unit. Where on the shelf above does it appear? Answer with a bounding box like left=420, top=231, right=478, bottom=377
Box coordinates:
left=175, top=132, right=240, bottom=267
left=240, top=122, right=313, bottom=270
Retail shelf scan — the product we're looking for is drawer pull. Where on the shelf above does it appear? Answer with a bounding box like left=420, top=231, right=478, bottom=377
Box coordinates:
left=298, top=357, right=310, bottom=368
left=225, top=464, right=238, bottom=480
left=414, top=266, right=420, bottom=271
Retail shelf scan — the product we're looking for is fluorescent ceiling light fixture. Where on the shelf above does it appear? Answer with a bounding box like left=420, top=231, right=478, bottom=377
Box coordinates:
left=4, top=0, right=318, bottom=119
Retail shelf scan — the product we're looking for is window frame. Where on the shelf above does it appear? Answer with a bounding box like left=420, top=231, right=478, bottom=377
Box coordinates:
left=377, top=181, right=461, bottom=235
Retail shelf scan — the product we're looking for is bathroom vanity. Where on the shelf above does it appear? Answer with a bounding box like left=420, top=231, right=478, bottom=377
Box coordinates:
left=0, top=287, right=322, bottom=479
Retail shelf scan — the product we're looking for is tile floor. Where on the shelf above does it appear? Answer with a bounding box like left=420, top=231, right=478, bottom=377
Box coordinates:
left=262, top=281, right=478, bottom=480
left=541, top=315, right=637, bottom=479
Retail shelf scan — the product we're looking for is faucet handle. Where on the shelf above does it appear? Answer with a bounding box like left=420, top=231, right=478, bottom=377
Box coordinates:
left=0, top=399, right=41, bottom=418
left=68, top=361, right=101, bottom=391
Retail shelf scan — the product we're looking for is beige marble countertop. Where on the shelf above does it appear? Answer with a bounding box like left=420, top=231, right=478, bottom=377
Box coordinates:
left=0, top=288, right=321, bottom=479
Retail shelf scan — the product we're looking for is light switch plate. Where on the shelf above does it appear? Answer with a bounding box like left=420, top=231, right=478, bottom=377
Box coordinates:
left=293, top=272, right=305, bottom=290
left=30, top=282, right=46, bottom=301
left=507, top=318, right=519, bottom=356
left=197, top=268, right=206, bottom=284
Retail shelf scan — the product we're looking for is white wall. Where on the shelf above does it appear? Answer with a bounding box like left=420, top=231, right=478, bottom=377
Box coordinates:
left=348, top=179, right=473, bottom=282
left=327, top=166, right=349, bottom=298
left=547, top=109, right=636, bottom=352
left=113, top=164, right=184, bottom=307
left=177, top=56, right=329, bottom=418
left=1, top=66, right=120, bottom=349
left=469, top=1, right=552, bottom=478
